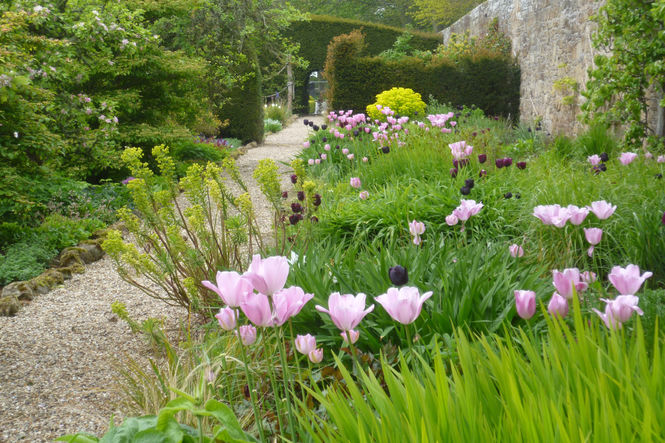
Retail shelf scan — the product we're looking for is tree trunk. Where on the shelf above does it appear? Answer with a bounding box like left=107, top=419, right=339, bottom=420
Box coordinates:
left=286, top=59, right=294, bottom=115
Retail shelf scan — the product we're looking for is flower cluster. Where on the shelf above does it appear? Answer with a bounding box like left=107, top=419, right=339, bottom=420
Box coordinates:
left=445, top=199, right=484, bottom=231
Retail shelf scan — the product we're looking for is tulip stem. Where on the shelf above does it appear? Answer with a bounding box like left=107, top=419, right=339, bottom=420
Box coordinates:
left=288, top=321, right=304, bottom=385
left=346, top=333, right=360, bottom=375
left=277, top=327, right=298, bottom=440
left=404, top=324, right=414, bottom=354
left=266, top=329, right=286, bottom=436
left=235, top=325, right=266, bottom=442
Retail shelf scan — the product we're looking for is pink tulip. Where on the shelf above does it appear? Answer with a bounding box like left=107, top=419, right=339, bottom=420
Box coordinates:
left=514, top=290, right=536, bottom=319
left=359, top=191, right=369, bottom=200
left=645, top=152, right=653, bottom=159
left=315, top=159, right=321, bottom=164
left=584, top=227, right=603, bottom=256
left=552, top=268, right=586, bottom=299
left=453, top=199, right=484, bottom=221
left=272, top=286, right=314, bottom=326
left=601, top=295, right=644, bottom=322
left=509, top=244, right=524, bottom=258
left=445, top=214, right=459, bottom=226
left=324, top=144, right=331, bottom=151
left=215, top=307, right=238, bottom=331
left=658, top=155, right=665, bottom=163
left=362, top=156, right=368, bottom=163
left=294, top=334, right=316, bottom=355
left=303, top=141, right=310, bottom=148
left=547, top=292, right=569, bottom=318
left=587, top=200, right=616, bottom=220
left=592, top=305, right=621, bottom=329
left=308, top=348, right=323, bottom=363
left=240, top=292, right=273, bottom=327
left=587, top=155, right=601, bottom=166
left=321, top=154, right=327, bottom=160
left=608, top=264, right=652, bottom=295
left=581, top=271, right=597, bottom=284
left=347, top=154, right=355, bottom=160
left=342, top=148, right=349, bottom=155
left=237, top=325, right=257, bottom=345
left=308, top=159, right=314, bottom=166
left=375, top=286, right=433, bottom=325
left=341, top=329, right=360, bottom=344
left=567, top=205, right=589, bottom=225
left=619, top=152, right=638, bottom=165
left=350, top=177, right=361, bottom=188
left=409, top=220, right=425, bottom=245
left=533, top=204, right=570, bottom=227
left=315, top=292, right=375, bottom=331
left=243, top=254, right=289, bottom=295
left=202, top=271, right=253, bottom=307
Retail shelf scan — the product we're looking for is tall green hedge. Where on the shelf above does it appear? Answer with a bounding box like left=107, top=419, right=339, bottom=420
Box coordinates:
left=286, top=15, right=441, bottom=113
left=325, top=31, right=520, bottom=119
left=218, top=43, right=264, bottom=143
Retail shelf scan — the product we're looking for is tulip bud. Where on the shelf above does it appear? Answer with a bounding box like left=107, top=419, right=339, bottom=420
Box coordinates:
left=289, top=214, right=300, bottom=225
left=313, top=194, right=322, bottom=206
left=478, top=153, right=486, bottom=163
left=308, top=348, right=324, bottom=363
left=509, top=244, right=524, bottom=258
left=504, top=192, right=512, bottom=199
left=281, top=191, right=288, bottom=199
left=303, top=119, right=309, bottom=126
left=450, top=168, right=458, bottom=178
left=516, top=161, right=527, bottom=169
left=388, top=265, right=408, bottom=286
left=547, top=292, right=569, bottom=318
left=215, top=307, right=238, bottom=331
left=382, top=146, right=390, bottom=154
left=321, top=124, right=327, bottom=130
left=341, top=330, right=360, bottom=344
left=514, top=290, right=536, bottom=319
left=294, top=334, right=316, bottom=355
left=297, top=191, right=305, bottom=201
left=460, top=186, right=471, bottom=195
left=465, top=178, right=475, bottom=189
left=237, top=325, right=257, bottom=345
left=495, top=158, right=504, bottom=168
left=290, top=174, right=298, bottom=184
left=600, top=152, right=609, bottom=162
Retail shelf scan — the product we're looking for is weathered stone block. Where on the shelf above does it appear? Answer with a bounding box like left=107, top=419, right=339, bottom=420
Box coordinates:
left=0, top=295, right=20, bottom=316
left=2, top=281, right=35, bottom=301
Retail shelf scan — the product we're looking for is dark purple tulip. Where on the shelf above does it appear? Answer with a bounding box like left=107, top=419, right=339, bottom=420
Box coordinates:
left=515, top=193, right=521, bottom=199
left=297, top=213, right=304, bottom=221
left=504, top=192, right=513, bottom=199
left=291, top=202, right=303, bottom=213
left=290, top=174, right=298, bottom=184
left=353, top=130, right=359, bottom=137
left=472, top=132, right=478, bottom=137
left=494, top=116, right=499, bottom=121
left=460, top=186, right=471, bottom=195
left=335, top=145, right=340, bottom=150
left=281, top=191, right=288, bottom=199
left=516, top=161, right=527, bottom=170
left=310, top=216, right=319, bottom=223
left=495, top=158, right=505, bottom=168
left=297, top=191, right=305, bottom=201
left=478, top=153, right=486, bottom=163
left=503, top=157, right=513, bottom=167
left=479, top=169, right=487, bottom=177
left=656, top=173, right=663, bottom=179
left=308, top=121, right=314, bottom=127
left=303, top=119, right=309, bottom=126
left=600, top=152, right=609, bottom=162
left=452, top=159, right=459, bottom=168
left=450, top=168, right=458, bottom=178
left=313, top=194, right=322, bottom=206
left=322, top=124, right=327, bottom=130
left=389, top=265, right=409, bottom=286
left=382, top=146, right=390, bottom=154
left=465, top=178, right=475, bottom=189
left=313, top=125, right=319, bottom=131
left=322, top=137, right=327, bottom=142
left=599, top=163, right=607, bottom=172
left=459, top=159, right=469, bottom=168
left=289, top=214, right=300, bottom=225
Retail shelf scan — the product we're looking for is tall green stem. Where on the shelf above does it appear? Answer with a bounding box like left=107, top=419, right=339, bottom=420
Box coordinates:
left=265, top=329, right=286, bottom=436
left=235, top=324, right=266, bottom=442
left=277, top=327, right=297, bottom=440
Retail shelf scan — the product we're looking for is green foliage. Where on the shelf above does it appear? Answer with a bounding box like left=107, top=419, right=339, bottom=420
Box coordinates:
left=301, top=318, right=665, bottom=441
left=103, top=146, right=268, bottom=312
left=378, top=31, right=432, bottom=61
left=574, top=123, right=620, bottom=158
left=410, top=0, right=484, bottom=30
left=324, top=31, right=520, bottom=118
left=582, top=0, right=665, bottom=150
left=289, top=0, right=420, bottom=29
left=366, top=87, right=426, bottom=120
left=264, top=118, right=283, bottom=133
left=58, top=395, right=256, bottom=442
left=0, top=215, right=104, bottom=285
left=286, top=14, right=440, bottom=112
left=264, top=104, right=289, bottom=124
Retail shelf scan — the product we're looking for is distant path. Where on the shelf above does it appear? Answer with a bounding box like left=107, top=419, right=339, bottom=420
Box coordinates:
left=0, top=116, right=322, bottom=442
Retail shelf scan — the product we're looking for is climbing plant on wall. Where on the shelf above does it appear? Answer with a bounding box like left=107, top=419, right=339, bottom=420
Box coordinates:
left=582, top=0, right=665, bottom=150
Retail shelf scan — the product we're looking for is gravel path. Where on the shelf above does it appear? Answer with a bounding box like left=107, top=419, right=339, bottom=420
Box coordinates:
left=0, top=116, right=321, bottom=442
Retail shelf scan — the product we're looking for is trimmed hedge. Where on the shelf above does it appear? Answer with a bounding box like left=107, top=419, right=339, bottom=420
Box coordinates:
left=286, top=15, right=441, bottom=113
left=325, top=31, right=520, bottom=119
left=218, top=43, right=264, bottom=143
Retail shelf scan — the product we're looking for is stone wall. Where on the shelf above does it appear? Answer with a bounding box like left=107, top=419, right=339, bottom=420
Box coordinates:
left=441, top=0, right=602, bottom=136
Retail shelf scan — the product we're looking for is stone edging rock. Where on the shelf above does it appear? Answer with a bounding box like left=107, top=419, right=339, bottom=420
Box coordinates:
left=0, top=228, right=112, bottom=317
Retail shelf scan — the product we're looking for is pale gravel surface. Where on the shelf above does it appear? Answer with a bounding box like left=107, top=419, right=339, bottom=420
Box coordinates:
left=0, top=116, right=322, bottom=442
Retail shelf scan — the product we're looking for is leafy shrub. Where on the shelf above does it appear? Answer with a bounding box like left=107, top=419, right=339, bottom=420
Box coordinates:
left=264, top=118, right=283, bottom=133
left=366, top=87, right=426, bottom=120
left=265, top=104, right=289, bottom=124
left=103, top=145, right=269, bottom=312
left=574, top=123, right=619, bottom=157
